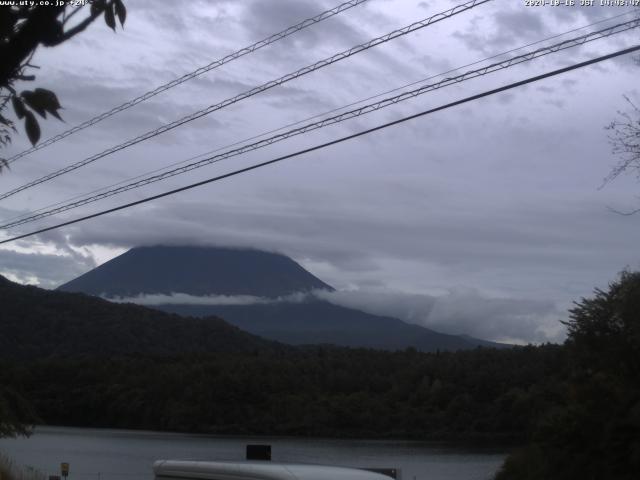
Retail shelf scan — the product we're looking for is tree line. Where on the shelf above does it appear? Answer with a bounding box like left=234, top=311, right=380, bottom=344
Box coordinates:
left=0, top=344, right=566, bottom=442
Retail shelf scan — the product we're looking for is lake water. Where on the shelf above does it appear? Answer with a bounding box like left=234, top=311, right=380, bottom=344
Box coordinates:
left=0, top=426, right=508, bottom=480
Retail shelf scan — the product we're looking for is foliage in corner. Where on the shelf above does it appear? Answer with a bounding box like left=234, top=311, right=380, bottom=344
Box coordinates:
left=0, top=0, right=126, bottom=168
left=495, top=271, right=640, bottom=480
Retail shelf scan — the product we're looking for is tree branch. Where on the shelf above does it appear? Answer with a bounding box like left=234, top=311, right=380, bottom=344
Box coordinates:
left=48, top=3, right=108, bottom=46
left=62, top=5, right=84, bottom=26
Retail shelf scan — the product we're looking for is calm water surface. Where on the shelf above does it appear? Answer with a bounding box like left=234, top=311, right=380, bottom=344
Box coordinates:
left=0, top=426, right=509, bottom=480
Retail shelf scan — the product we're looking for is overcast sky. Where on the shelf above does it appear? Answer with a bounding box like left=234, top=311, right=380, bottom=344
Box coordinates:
left=1, top=0, right=639, bottom=344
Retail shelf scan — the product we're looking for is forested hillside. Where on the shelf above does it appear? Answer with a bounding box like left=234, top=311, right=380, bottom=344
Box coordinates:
left=0, top=275, right=278, bottom=358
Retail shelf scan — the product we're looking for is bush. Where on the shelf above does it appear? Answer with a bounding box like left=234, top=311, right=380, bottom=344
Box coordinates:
left=0, top=454, right=45, bottom=480
left=495, top=271, right=640, bottom=480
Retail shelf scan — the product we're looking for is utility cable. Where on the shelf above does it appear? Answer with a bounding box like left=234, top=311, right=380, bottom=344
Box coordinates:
left=4, top=0, right=372, bottom=165
left=2, top=17, right=638, bottom=230
left=0, top=0, right=491, bottom=201
left=1, top=44, right=638, bottom=246
left=4, top=9, right=634, bottom=227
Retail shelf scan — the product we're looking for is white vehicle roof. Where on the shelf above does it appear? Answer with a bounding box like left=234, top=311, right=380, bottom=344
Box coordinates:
left=153, top=460, right=394, bottom=480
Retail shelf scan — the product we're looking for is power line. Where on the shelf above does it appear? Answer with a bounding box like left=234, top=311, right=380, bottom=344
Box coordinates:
left=5, top=17, right=638, bottom=229
left=3, top=17, right=638, bottom=230
left=4, top=9, right=634, bottom=228
left=0, top=0, right=492, bottom=202
left=4, top=0, right=372, bottom=165
left=2, top=44, right=638, bottom=246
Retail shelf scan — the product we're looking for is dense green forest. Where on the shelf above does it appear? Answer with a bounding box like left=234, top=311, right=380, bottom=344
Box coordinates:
left=0, top=345, right=566, bottom=441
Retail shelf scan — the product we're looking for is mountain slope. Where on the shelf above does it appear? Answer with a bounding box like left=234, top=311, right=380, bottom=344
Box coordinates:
left=0, top=275, right=278, bottom=360
left=58, top=245, right=333, bottom=298
left=159, top=300, right=486, bottom=351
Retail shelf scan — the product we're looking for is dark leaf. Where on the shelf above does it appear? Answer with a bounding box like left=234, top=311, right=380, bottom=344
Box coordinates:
left=21, top=89, right=63, bottom=120
left=21, top=90, right=47, bottom=118
left=24, top=111, right=41, bottom=146
left=114, top=0, right=126, bottom=27
left=91, top=0, right=105, bottom=17
left=40, top=20, right=64, bottom=46
left=11, top=96, right=26, bottom=119
left=104, top=4, right=116, bottom=31
left=34, top=88, right=62, bottom=120
left=34, top=88, right=61, bottom=110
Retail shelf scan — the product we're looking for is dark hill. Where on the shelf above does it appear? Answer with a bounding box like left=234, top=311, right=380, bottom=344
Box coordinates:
left=0, top=275, right=277, bottom=360
left=58, top=245, right=332, bottom=298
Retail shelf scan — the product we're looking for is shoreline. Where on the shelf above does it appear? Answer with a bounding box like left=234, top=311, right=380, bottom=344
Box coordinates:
left=18, top=425, right=520, bottom=451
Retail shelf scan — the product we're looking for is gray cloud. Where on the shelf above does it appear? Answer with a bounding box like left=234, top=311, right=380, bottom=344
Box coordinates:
left=451, top=1, right=638, bottom=56
left=241, top=0, right=371, bottom=54
left=0, top=247, right=95, bottom=288
left=110, top=291, right=308, bottom=306
left=242, top=0, right=327, bottom=48
left=316, top=288, right=565, bottom=344
left=453, top=9, right=548, bottom=55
